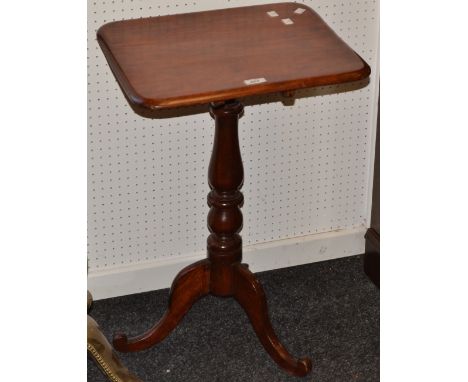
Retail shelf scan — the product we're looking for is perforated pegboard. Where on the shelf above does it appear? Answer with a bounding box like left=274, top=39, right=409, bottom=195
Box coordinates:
left=87, top=0, right=379, bottom=271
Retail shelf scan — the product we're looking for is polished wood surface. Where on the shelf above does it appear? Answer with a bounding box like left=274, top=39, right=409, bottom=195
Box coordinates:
left=114, top=259, right=210, bottom=351
left=97, top=2, right=370, bottom=111
left=113, top=101, right=311, bottom=376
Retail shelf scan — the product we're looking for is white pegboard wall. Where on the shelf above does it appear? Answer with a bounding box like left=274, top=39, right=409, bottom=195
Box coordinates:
left=87, top=0, right=379, bottom=272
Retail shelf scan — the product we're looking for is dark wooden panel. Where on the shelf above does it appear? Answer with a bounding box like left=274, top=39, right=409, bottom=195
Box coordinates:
left=97, top=2, right=370, bottom=111
left=364, top=228, right=380, bottom=287
left=370, top=107, right=380, bottom=235
left=364, top=97, right=379, bottom=287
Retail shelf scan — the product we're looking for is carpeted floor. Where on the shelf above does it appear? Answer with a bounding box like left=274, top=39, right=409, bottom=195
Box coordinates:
left=87, top=255, right=379, bottom=381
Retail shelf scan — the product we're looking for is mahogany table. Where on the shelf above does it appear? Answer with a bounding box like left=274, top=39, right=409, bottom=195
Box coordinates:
left=97, top=2, right=370, bottom=377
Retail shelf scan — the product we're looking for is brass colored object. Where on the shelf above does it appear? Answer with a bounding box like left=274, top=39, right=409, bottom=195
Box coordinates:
left=87, top=290, right=93, bottom=313
left=87, top=292, right=142, bottom=382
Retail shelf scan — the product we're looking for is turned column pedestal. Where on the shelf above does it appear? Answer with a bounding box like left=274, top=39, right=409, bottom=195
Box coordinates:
left=113, top=100, right=311, bottom=376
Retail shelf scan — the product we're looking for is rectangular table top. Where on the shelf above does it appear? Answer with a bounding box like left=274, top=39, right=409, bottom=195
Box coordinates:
left=97, top=2, right=370, bottom=111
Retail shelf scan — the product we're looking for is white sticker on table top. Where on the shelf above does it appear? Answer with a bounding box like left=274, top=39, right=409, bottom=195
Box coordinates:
left=267, top=11, right=279, bottom=17
left=244, top=78, right=267, bottom=85
left=294, top=8, right=306, bottom=15
left=281, top=18, right=294, bottom=25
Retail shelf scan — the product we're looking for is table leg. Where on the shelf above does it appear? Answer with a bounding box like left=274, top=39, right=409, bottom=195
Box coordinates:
left=113, top=259, right=210, bottom=352
left=112, top=100, right=312, bottom=377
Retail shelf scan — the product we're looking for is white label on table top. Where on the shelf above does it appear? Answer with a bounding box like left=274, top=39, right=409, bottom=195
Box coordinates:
left=244, top=77, right=267, bottom=85
left=281, top=18, right=294, bottom=25
left=294, top=8, right=306, bottom=14
left=267, top=10, right=279, bottom=17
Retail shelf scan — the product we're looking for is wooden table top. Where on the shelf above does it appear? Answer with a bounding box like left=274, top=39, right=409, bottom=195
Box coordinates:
left=97, top=2, right=370, bottom=111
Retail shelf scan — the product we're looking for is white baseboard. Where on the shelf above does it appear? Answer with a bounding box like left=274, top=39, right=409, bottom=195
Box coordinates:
left=88, top=227, right=366, bottom=300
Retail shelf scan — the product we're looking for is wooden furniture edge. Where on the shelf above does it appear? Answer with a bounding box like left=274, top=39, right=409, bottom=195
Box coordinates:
left=96, top=7, right=371, bottom=112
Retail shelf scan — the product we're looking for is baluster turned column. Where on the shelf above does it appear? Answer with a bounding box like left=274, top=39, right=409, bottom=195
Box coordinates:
left=207, top=100, right=244, bottom=296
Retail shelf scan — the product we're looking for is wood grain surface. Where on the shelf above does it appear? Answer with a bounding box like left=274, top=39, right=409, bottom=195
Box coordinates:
left=97, top=2, right=370, bottom=110
left=111, top=100, right=312, bottom=377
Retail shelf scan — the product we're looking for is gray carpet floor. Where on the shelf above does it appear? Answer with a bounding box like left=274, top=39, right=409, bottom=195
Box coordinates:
left=87, top=255, right=379, bottom=381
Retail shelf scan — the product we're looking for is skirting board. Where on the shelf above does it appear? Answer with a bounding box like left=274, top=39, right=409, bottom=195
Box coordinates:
left=88, top=226, right=366, bottom=300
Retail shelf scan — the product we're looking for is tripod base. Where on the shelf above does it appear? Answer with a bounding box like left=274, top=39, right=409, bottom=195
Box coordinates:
left=113, top=260, right=312, bottom=377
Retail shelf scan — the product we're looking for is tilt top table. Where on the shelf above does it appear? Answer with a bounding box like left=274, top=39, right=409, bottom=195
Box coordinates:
left=97, top=2, right=370, bottom=377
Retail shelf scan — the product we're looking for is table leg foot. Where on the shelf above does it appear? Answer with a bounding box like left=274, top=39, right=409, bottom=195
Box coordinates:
left=113, top=259, right=210, bottom=352
left=233, top=263, right=312, bottom=377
